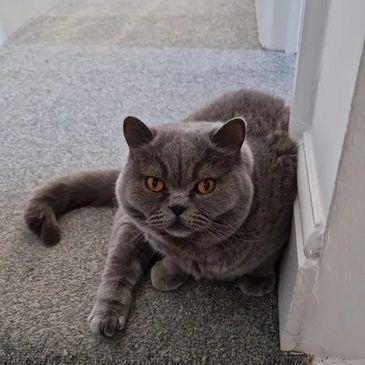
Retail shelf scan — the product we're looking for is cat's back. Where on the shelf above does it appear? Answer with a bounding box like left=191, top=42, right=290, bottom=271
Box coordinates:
left=184, top=89, right=290, bottom=137
left=184, top=88, right=296, bottom=181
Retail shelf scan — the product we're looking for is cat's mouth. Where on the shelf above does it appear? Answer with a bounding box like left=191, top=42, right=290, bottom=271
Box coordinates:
left=166, top=219, right=192, bottom=238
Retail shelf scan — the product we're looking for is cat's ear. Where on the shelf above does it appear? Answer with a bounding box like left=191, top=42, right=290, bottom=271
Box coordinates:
left=123, top=116, right=154, bottom=148
left=212, top=117, right=247, bottom=151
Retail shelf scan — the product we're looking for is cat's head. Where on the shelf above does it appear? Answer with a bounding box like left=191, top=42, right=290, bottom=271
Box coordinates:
left=118, top=116, right=254, bottom=245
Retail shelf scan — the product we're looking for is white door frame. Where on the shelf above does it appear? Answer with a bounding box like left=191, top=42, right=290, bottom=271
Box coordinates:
left=255, top=0, right=302, bottom=53
left=279, top=0, right=365, bottom=359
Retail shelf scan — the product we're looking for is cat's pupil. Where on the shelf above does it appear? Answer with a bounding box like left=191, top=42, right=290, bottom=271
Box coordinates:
left=203, top=180, right=210, bottom=191
left=152, top=178, right=158, bottom=188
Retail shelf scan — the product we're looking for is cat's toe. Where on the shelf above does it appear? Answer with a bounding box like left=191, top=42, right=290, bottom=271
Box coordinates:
left=88, top=310, right=125, bottom=337
left=237, top=275, right=275, bottom=297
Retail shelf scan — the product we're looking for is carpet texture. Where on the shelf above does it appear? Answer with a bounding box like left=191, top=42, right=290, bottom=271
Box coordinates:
left=0, top=0, right=309, bottom=364
left=9, top=0, right=259, bottom=48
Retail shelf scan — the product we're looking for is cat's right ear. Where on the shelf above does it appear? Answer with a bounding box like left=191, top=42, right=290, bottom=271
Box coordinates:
left=123, top=116, right=154, bottom=148
left=212, top=117, right=247, bottom=151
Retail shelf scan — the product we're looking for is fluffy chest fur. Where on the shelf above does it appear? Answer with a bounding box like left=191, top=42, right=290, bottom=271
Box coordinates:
left=146, top=233, right=254, bottom=280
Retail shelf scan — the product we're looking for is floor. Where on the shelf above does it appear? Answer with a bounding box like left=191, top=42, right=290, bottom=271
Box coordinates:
left=0, top=0, right=309, bottom=363
left=9, top=0, right=259, bottom=48
left=0, top=0, right=61, bottom=40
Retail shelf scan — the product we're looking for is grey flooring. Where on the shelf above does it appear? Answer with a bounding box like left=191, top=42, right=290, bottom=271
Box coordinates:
left=0, top=0, right=309, bottom=364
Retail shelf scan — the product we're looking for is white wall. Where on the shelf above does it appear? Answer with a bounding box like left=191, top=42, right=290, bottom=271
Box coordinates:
left=280, top=0, right=365, bottom=359
left=290, top=0, right=365, bottom=222
left=309, top=1, right=365, bottom=217
left=289, top=0, right=330, bottom=140
left=301, top=44, right=365, bottom=359
left=255, top=0, right=302, bottom=53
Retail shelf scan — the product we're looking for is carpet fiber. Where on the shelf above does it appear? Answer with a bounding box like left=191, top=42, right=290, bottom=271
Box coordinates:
left=10, top=0, right=259, bottom=48
left=0, top=0, right=309, bottom=364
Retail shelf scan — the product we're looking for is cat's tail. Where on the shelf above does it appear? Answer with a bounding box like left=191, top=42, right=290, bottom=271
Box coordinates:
left=24, top=169, right=120, bottom=246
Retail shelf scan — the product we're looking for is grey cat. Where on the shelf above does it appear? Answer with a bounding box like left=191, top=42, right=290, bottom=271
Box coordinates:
left=25, top=89, right=297, bottom=337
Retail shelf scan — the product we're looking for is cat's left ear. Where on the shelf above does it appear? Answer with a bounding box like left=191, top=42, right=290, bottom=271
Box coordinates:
left=123, top=116, right=154, bottom=148
left=212, top=117, right=247, bottom=151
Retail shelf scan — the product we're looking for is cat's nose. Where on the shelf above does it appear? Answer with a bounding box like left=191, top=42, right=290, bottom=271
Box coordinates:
left=169, top=205, right=187, bottom=216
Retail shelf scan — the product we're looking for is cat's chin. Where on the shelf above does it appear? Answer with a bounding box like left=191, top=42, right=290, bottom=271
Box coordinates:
left=166, top=228, right=192, bottom=238
left=167, top=230, right=191, bottom=238
left=165, top=221, right=193, bottom=238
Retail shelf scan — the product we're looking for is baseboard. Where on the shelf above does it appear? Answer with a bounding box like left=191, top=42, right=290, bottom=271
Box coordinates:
left=278, top=135, right=325, bottom=351
left=297, top=133, right=325, bottom=258
left=313, top=358, right=365, bottom=365
left=279, top=200, right=319, bottom=351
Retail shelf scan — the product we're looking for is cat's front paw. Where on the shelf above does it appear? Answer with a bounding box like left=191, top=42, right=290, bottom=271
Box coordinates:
left=88, top=301, right=126, bottom=337
left=237, top=274, right=275, bottom=297
left=151, top=258, right=188, bottom=292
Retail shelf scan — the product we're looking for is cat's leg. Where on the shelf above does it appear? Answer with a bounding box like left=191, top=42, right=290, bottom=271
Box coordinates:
left=236, top=255, right=277, bottom=297
left=88, top=213, right=154, bottom=336
left=151, top=256, right=188, bottom=292
left=236, top=271, right=276, bottom=297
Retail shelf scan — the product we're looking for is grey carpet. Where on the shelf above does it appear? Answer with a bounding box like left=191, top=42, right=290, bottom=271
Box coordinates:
left=9, top=0, right=259, bottom=48
left=0, top=1, right=309, bottom=364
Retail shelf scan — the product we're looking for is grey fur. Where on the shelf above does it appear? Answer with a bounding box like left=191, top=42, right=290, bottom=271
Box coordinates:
left=25, top=89, right=297, bottom=336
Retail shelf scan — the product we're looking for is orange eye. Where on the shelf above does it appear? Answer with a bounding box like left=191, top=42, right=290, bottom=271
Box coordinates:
left=145, top=177, right=165, bottom=193
left=196, top=179, right=216, bottom=195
